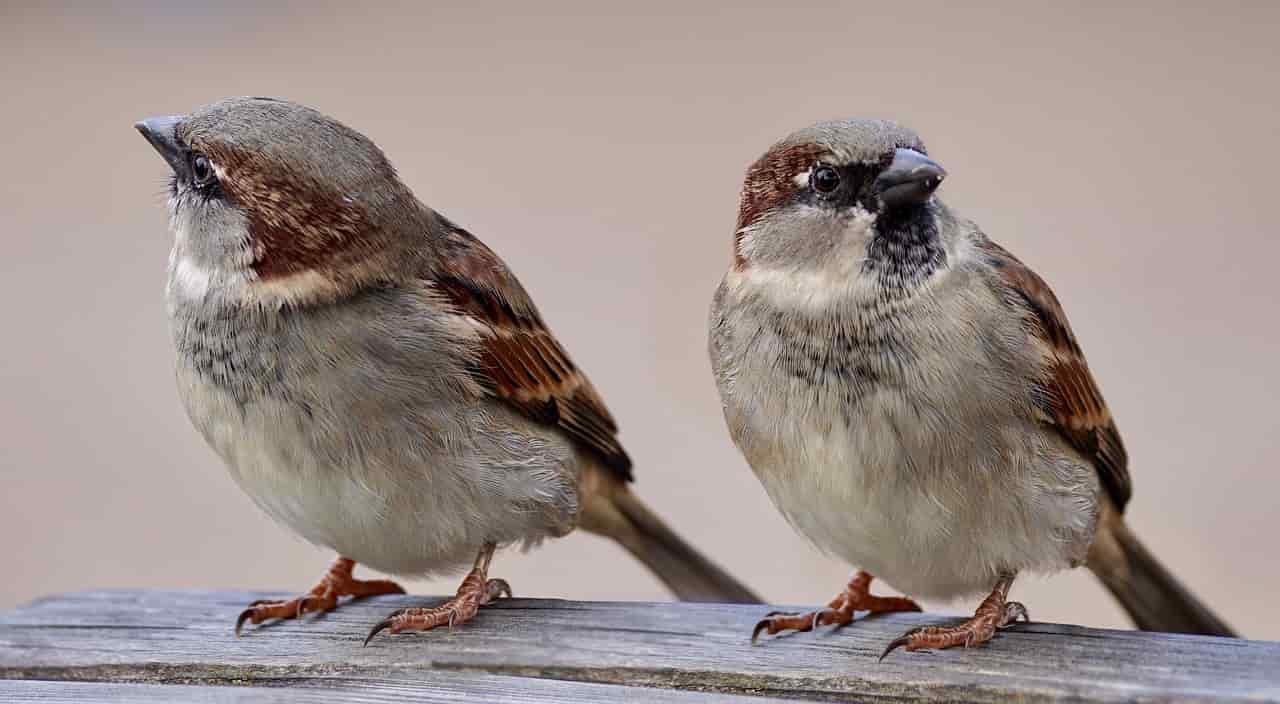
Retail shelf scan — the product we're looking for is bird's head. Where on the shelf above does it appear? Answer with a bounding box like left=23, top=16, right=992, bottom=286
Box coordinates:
left=136, top=97, right=426, bottom=307
left=733, top=119, right=948, bottom=289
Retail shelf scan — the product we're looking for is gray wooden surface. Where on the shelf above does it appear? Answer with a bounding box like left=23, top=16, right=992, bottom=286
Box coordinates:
left=1, top=590, right=1277, bottom=702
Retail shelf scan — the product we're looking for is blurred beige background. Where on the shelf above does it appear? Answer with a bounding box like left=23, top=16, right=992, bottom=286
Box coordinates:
left=2, top=2, right=1277, bottom=638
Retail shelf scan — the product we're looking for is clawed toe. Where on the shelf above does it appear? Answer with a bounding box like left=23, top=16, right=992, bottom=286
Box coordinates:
left=751, top=572, right=920, bottom=645
left=751, top=611, right=813, bottom=644
left=363, top=543, right=508, bottom=647
left=750, top=617, right=778, bottom=644
left=234, top=593, right=326, bottom=636
left=363, top=597, right=475, bottom=645
left=879, top=622, right=984, bottom=659
left=878, top=576, right=1027, bottom=660
left=879, top=628, right=923, bottom=661
left=233, top=557, right=406, bottom=636
left=750, top=607, right=849, bottom=644
left=234, top=607, right=257, bottom=637
left=363, top=613, right=400, bottom=647
left=234, top=597, right=305, bottom=637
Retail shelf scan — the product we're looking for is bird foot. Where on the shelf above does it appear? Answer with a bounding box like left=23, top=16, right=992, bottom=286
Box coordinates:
left=364, top=569, right=510, bottom=646
left=235, top=557, right=404, bottom=636
left=752, top=571, right=921, bottom=644
left=880, top=577, right=1027, bottom=659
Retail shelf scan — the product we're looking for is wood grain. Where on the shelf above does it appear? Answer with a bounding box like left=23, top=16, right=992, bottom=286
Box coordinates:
left=1, top=591, right=1277, bottom=702
left=0, top=675, right=771, bottom=703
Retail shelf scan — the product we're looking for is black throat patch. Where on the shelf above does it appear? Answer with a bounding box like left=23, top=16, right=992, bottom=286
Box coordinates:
left=862, top=204, right=946, bottom=291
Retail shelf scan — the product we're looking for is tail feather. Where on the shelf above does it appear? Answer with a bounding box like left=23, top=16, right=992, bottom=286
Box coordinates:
left=1087, top=506, right=1235, bottom=637
left=579, top=469, right=761, bottom=604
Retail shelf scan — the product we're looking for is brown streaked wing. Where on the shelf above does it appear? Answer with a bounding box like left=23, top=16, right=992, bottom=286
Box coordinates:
left=431, top=223, right=633, bottom=481
left=978, top=238, right=1131, bottom=510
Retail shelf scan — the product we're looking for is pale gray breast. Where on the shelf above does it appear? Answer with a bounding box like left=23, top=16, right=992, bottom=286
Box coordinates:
left=712, top=261, right=1044, bottom=474
left=166, top=283, right=582, bottom=574
left=168, top=284, right=474, bottom=443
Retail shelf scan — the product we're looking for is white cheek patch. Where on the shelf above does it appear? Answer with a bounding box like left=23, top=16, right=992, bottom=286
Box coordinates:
left=172, top=255, right=214, bottom=300
left=169, top=254, right=255, bottom=302
left=731, top=206, right=881, bottom=311
left=793, top=167, right=812, bottom=187
left=839, top=206, right=877, bottom=249
left=163, top=185, right=353, bottom=309
left=168, top=250, right=339, bottom=307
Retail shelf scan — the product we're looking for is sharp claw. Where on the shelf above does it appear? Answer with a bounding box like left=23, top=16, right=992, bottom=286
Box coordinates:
left=880, top=625, right=926, bottom=661
left=750, top=618, right=773, bottom=645
left=363, top=617, right=395, bottom=647
left=234, top=608, right=256, bottom=637
left=879, top=634, right=913, bottom=661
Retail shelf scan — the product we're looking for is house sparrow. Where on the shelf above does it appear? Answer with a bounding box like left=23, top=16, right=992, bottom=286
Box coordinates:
left=135, top=97, right=760, bottom=643
left=708, top=119, right=1236, bottom=657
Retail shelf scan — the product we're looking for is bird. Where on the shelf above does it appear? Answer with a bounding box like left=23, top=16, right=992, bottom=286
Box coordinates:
left=707, top=118, right=1236, bottom=657
left=135, top=96, right=760, bottom=644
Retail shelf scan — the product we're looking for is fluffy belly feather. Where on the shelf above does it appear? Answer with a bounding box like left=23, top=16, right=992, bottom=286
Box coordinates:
left=737, top=380, right=1099, bottom=600
left=176, top=366, right=578, bottom=577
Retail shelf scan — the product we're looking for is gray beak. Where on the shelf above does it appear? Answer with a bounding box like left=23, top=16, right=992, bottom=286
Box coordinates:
left=875, top=148, right=946, bottom=209
left=135, top=115, right=187, bottom=174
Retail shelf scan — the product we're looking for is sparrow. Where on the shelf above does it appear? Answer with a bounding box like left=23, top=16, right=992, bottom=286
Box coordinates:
left=707, top=118, right=1236, bottom=657
left=135, top=97, right=760, bottom=643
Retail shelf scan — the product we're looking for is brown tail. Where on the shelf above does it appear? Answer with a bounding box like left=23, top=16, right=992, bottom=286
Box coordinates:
left=1087, top=504, right=1235, bottom=636
left=579, top=468, right=761, bottom=604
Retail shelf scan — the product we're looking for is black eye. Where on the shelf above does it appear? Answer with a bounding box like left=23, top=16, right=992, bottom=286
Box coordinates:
left=191, top=154, right=215, bottom=186
left=810, top=165, right=841, bottom=194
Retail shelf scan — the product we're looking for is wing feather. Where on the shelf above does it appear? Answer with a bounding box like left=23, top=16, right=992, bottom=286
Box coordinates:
left=978, top=238, right=1131, bottom=509
left=431, top=222, right=633, bottom=480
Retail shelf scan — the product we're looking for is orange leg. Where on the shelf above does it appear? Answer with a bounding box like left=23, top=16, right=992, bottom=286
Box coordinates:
left=235, top=556, right=405, bottom=636
left=364, top=542, right=510, bottom=646
left=880, top=574, right=1028, bottom=659
left=752, top=571, right=921, bottom=644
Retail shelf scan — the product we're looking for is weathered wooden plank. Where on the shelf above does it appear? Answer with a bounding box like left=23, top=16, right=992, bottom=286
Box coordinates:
left=1, top=590, right=1277, bottom=702
left=0, top=674, right=775, bottom=703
